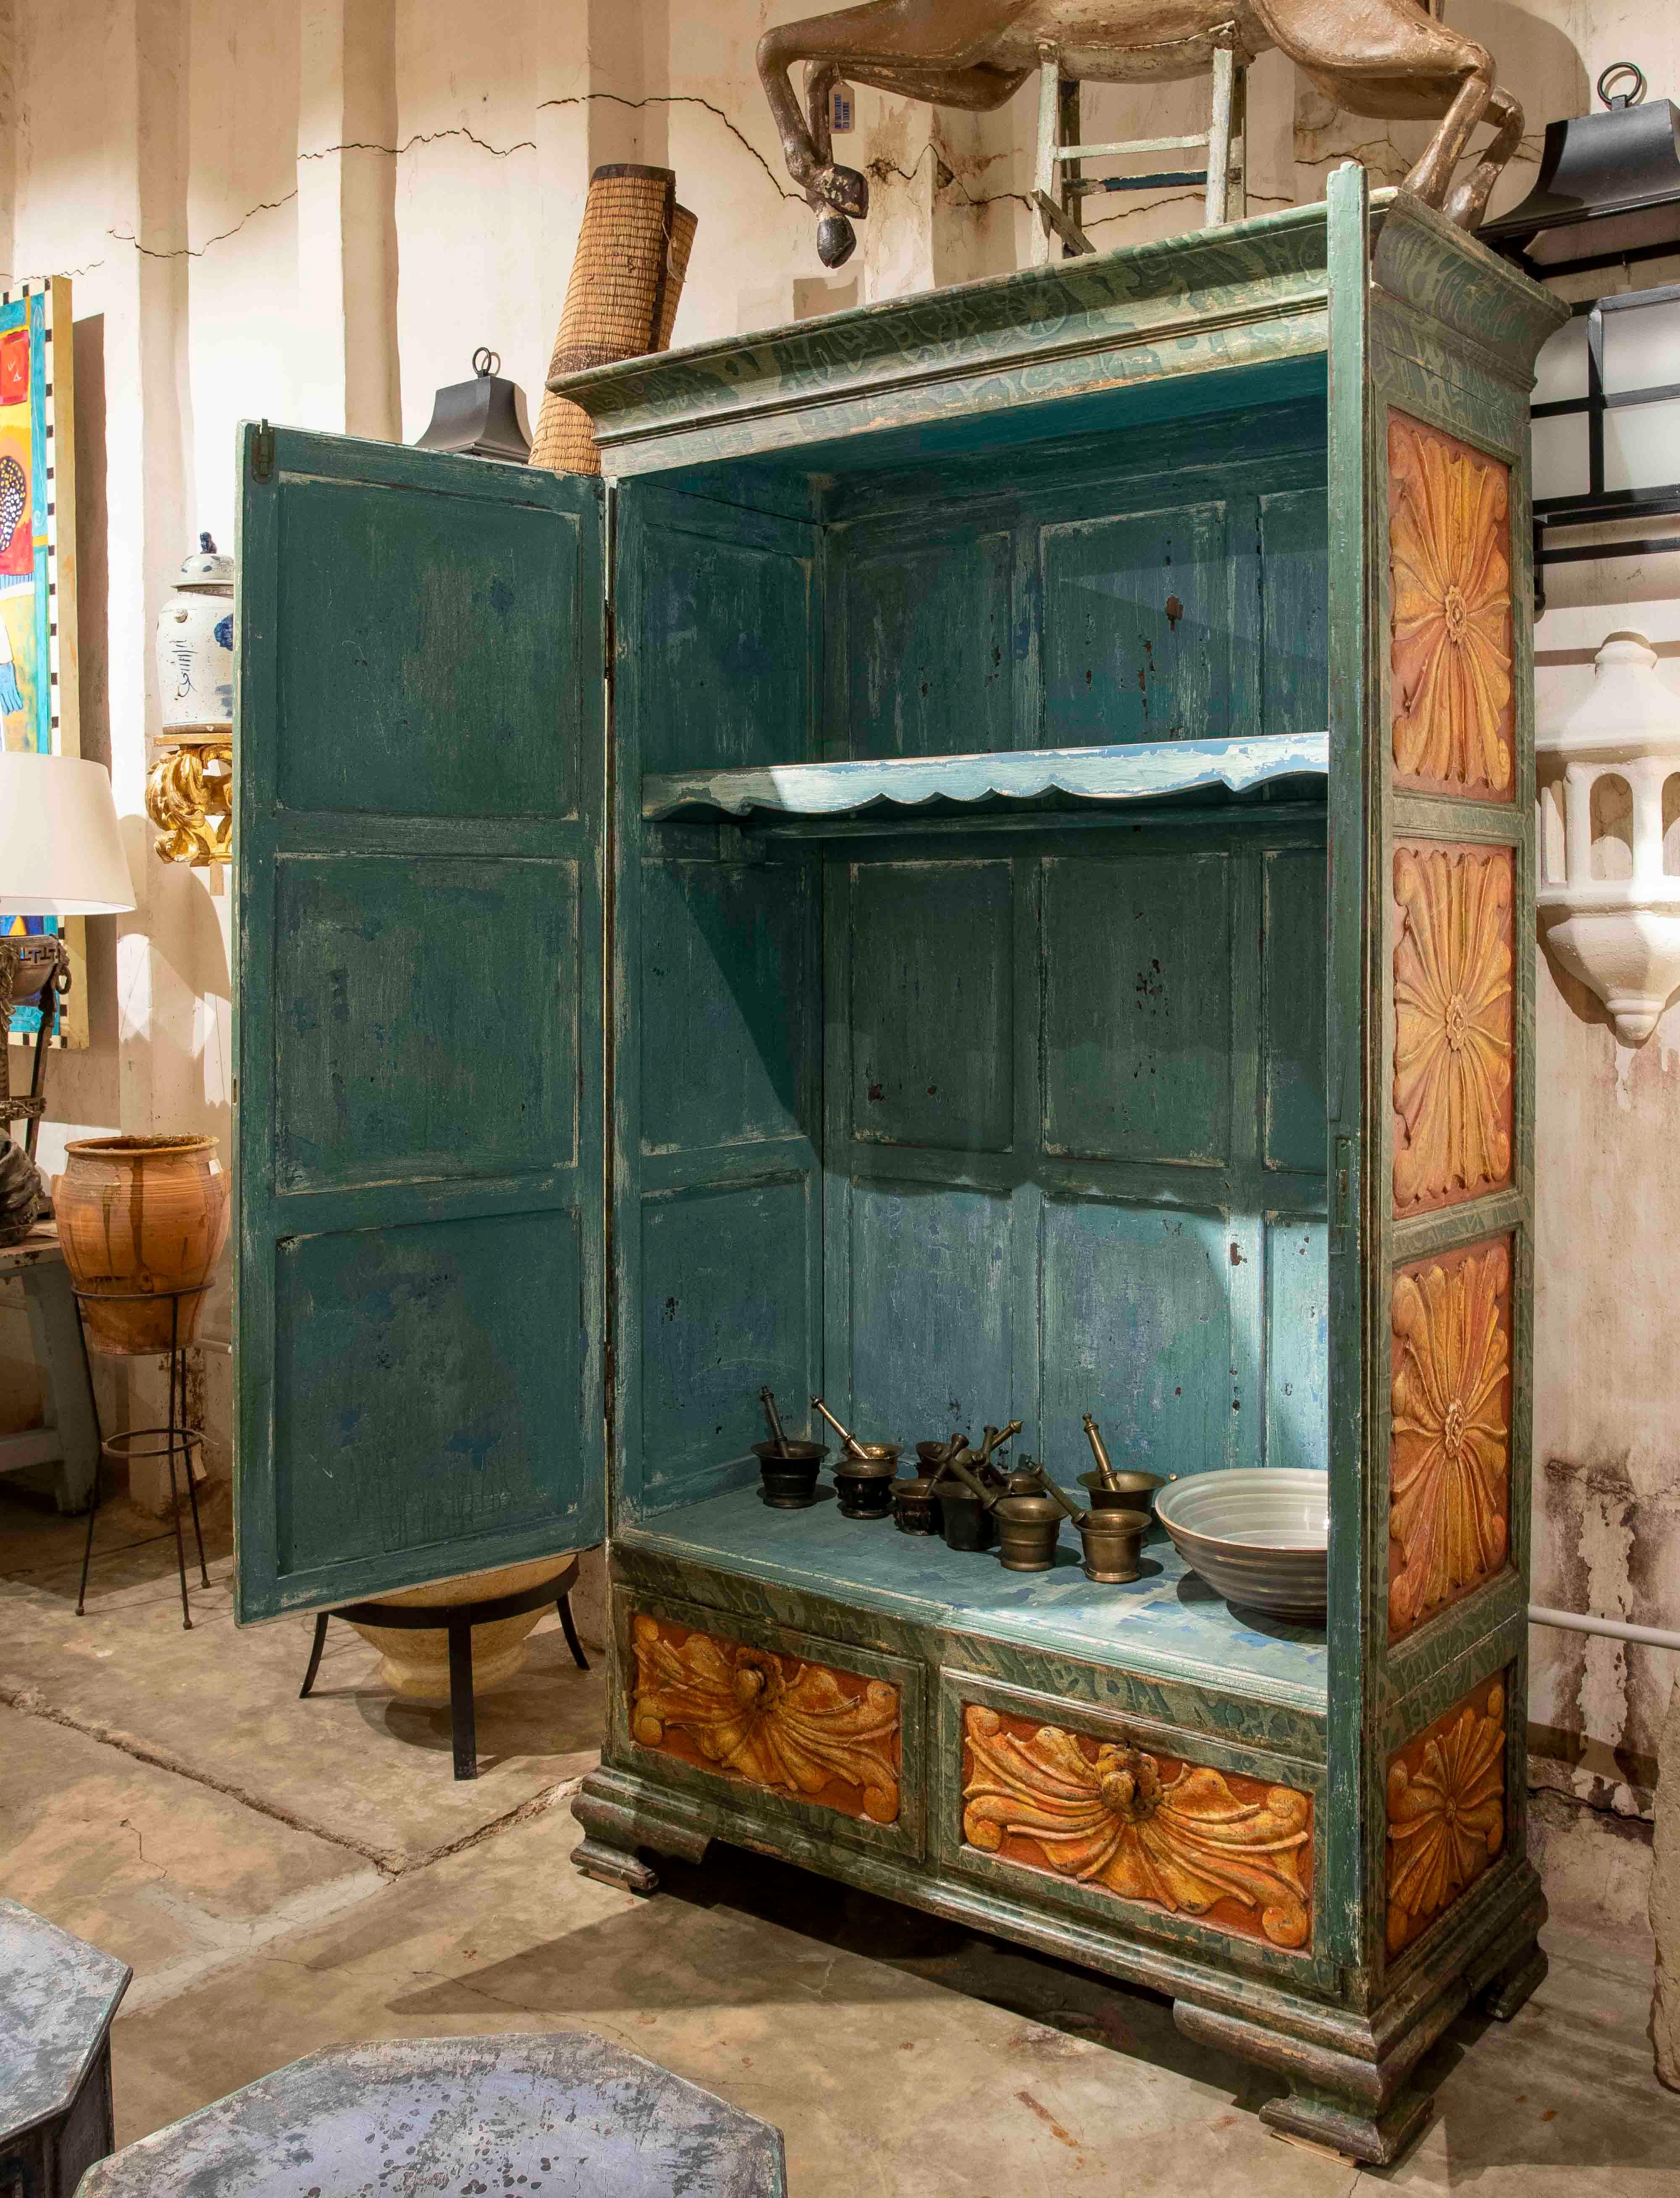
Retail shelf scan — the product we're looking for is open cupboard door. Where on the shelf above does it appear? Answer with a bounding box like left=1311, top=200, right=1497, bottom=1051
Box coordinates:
left=232, top=426, right=606, bottom=1622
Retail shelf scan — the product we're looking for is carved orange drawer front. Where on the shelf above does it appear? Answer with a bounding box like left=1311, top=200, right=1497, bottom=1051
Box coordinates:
left=1389, top=1235, right=1514, bottom=1640
left=629, top=1614, right=900, bottom=1823
left=1386, top=1673, right=1507, bottom=1959
left=1388, top=412, right=1515, bottom=802
left=1392, top=841, right=1514, bottom=1217
left=960, top=1704, right=1312, bottom=1952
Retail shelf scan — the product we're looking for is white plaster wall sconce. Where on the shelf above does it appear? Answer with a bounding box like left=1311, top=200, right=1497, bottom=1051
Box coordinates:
left=1537, top=630, right=1680, bottom=1043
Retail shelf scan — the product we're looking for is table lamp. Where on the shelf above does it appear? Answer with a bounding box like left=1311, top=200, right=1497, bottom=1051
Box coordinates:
left=0, top=751, right=135, bottom=1243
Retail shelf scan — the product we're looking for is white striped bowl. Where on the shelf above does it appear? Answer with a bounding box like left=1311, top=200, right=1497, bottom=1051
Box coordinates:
left=1154, top=1468, right=1329, bottom=1625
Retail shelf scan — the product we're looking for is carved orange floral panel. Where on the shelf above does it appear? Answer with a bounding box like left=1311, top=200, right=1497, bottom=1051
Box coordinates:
left=629, top=1614, right=900, bottom=1823
left=1386, top=1675, right=1507, bottom=1959
left=961, top=1704, right=1313, bottom=1952
left=1389, top=1237, right=1513, bottom=1640
left=1393, top=843, right=1514, bottom=1216
left=1389, top=413, right=1514, bottom=799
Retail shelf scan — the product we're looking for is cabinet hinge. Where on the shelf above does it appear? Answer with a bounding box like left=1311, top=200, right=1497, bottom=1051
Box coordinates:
left=1333, top=1134, right=1355, bottom=1234
left=251, top=420, right=275, bottom=483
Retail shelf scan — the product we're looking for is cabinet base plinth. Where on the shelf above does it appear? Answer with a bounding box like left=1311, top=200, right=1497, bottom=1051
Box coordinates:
left=1479, top=1936, right=1547, bottom=2022
left=572, top=1835, right=661, bottom=1895
left=1259, top=2084, right=1431, bottom=2165
left=570, top=1764, right=714, bottom=1897
left=1173, top=2000, right=1425, bottom=2166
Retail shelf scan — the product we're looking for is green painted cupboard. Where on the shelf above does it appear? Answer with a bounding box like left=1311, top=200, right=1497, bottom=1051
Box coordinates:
left=234, top=168, right=1567, bottom=2161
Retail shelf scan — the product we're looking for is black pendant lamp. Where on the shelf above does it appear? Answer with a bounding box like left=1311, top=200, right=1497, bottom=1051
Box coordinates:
left=414, top=348, right=533, bottom=462
left=1481, top=63, right=1680, bottom=279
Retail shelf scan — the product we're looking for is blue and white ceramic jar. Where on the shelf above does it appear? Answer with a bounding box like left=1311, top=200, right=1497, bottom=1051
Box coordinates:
left=155, top=533, right=234, bottom=731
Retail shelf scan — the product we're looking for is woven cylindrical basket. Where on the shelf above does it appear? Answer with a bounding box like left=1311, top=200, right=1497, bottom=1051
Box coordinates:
left=532, top=165, right=698, bottom=477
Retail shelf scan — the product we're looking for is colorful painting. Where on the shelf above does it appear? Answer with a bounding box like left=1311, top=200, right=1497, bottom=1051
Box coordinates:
left=1, top=276, right=84, bottom=1049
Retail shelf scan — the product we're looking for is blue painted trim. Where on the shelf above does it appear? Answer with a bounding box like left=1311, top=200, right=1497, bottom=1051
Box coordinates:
left=643, top=731, right=1329, bottom=822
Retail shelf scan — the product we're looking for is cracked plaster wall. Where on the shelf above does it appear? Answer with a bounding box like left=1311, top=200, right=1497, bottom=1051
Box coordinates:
left=0, top=2, right=1675, bottom=1817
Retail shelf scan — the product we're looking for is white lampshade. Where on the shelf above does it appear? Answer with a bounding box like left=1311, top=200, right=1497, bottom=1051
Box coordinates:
left=0, top=751, right=136, bottom=915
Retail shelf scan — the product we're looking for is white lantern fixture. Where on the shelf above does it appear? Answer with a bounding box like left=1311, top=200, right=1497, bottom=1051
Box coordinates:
left=1536, top=630, right=1680, bottom=1043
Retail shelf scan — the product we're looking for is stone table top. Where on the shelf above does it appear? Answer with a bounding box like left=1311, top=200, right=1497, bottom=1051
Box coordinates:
left=0, top=1221, right=64, bottom=1273
left=77, top=2035, right=787, bottom=2198
left=0, top=1897, right=131, bottom=2142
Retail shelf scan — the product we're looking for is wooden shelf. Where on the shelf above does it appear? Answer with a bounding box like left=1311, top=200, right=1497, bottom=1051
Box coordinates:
left=622, top=1484, right=1327, bottom=1707
left=641, top=732, right=1328, bottom=825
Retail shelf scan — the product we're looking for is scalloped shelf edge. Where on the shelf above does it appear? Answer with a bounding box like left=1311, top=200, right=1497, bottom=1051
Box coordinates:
left=642, top=732, right=1330, bottom=821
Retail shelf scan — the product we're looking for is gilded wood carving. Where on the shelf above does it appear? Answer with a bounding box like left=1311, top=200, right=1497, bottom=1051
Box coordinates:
left=1386, top=1676, right=1507, bottom=1958
left=146, top=738, right=233, bottom=867
left=1393, top=844, right=1514, bottom=1215
left=630, top=1614, right=900, bottom=1822
left=1389, top=1239, right=1512, bottom=1639
left=1389, top=415, right=1514, bottom=799
left=961, top=1704, right=1312, bottom=1951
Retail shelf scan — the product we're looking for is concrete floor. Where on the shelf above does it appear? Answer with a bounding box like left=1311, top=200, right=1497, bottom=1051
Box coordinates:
left=3, top=1476, right=1677, bottom=2194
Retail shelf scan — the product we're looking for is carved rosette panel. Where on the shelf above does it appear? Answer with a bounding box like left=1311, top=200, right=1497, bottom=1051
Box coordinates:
left=1393, top=843, right=1514, bottom=1215
left=630, top=1615, right=900, bottom=1823
left=1389, top=1238, right=1513, bottom=1639
left=960, top=1705, right=1312, bottom=1951
left=1386, top=1675, right=1507, bottom=1958
left=1388, top=413, right=1514, bottom=799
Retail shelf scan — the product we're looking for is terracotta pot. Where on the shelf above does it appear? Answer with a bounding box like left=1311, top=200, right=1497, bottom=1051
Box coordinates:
left=347, top=1556, right=576, bottom=1703
left=58, top=1134, right=230, bottom=1355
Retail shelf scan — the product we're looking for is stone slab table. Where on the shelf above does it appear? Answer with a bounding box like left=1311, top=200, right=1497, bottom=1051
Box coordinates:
left=0, top=1223, right=99, bottom=1513
left=76, top=2034, right=787, bottom=2198
left=0, top=1896, right=131, bottom=2198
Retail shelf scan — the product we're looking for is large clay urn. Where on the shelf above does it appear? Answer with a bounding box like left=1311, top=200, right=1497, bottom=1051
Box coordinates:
left=58, top=1134, right=230, bottom=1354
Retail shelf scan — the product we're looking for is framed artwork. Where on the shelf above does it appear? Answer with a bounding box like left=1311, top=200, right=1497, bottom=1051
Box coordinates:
left=1, top=275, right=86, bottom=1049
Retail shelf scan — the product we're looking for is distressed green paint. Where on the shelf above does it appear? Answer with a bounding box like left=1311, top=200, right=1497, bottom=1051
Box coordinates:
left=840, top=523, right=1014, bottom=759
left=1043, top=503, right=1230, bottom=746
left=1263, top=847, right=1330, bottom=1172
left=1043, top=850, right=1232, bottom=1163
left=234, top=428, right=606, bottom=1622
left=242, top=179, right=1565, bottom=2161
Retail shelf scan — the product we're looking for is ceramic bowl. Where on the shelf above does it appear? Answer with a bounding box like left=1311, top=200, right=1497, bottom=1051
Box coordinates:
left=1153, top=1468, right=1329, bottom=1623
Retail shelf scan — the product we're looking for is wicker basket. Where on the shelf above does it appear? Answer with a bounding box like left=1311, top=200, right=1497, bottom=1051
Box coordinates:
left=532, top=165, right=698, bottom=477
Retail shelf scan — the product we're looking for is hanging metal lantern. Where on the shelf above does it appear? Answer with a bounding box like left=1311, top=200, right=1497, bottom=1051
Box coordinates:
left=413, top=348, right=533, bottom=463
left=1480, top=65, right=1680, bottom=609
left=1481, top=62, right=1680, bottom=279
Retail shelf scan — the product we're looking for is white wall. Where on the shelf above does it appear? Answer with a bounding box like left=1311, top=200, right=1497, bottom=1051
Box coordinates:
left=2, top=0, right=1676, bottom=1801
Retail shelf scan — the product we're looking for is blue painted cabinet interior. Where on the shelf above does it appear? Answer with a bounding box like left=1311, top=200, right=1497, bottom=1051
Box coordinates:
left=234, top=430, right=606, bottom=1620
left=618, top=410, right=1331, bottom=1520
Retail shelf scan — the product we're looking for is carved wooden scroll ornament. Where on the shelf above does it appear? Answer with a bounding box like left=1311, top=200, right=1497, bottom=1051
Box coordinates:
left=1386, top=1676, right=1506, bottom=1957
left=630, top=1614, right=900, bottom=1822
left=1393, top=844, right=1514, bottom=1215
left=961, top=1704, right=1312, bottom=1950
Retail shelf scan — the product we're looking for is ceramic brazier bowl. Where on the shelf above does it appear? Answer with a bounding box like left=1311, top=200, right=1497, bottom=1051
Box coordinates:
left=1154, top=1468, right=1329, bottom=1623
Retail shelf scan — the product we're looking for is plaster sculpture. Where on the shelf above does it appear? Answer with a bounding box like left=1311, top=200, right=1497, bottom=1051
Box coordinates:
left=758, top=0, right=1525, bottom=265
left=1536, top=632, right=1680, bottom=1045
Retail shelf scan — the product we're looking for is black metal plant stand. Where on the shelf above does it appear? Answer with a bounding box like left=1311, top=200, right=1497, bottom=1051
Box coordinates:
left=73, top=1289, right=210, bottom=1631
left=298, top=1557, right=591, bottom=1780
